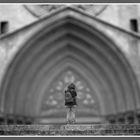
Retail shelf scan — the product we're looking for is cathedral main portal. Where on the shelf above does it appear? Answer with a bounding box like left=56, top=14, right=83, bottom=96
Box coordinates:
left=0, top=7, right=139, bottom=124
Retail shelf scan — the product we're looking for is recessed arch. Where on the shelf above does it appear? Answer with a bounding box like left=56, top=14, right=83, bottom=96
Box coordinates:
left=0, top=7, right=139, bottom=122
left=27, top=58, right=114, bottom=116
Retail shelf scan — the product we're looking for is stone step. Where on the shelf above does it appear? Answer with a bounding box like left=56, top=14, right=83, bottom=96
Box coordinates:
left=0, top=124, right=140, bottom=135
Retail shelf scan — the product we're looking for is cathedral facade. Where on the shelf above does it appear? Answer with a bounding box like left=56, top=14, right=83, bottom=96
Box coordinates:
left=0, top=4, right=140, bottom=125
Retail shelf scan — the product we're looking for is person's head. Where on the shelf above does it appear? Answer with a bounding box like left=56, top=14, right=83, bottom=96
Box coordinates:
left=68, top=83, right=75, bottom=90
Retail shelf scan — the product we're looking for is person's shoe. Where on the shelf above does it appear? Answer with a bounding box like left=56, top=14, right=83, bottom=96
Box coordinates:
left=71, top=119, right=76, bottom=124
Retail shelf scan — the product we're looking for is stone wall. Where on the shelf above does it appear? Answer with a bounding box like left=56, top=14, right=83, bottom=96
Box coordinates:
left=0, top=6, right=140, bottom=91
left=98, top=5, right=139, bottom=32
left=0, top=6, right=140, bottom=119
left=0, top=5, right=37, bottom=33
left=0, top=5, right=140, bottom=34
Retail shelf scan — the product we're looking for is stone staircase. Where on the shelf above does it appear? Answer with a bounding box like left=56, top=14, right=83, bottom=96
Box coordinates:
left=0, top=124, right=140, bottom=135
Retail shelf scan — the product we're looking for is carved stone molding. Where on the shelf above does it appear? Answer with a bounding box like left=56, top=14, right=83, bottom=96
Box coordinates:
left=24, top=5, right=108, bottom=18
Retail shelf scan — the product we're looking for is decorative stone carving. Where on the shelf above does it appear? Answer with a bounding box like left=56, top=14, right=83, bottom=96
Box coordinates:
left=117, top=113, right=125, bottom=124
left=106, top=114, right=116, bottom=124
left=24, top=5, right=108, bottom=18
left=136, top=110, right=140, bottom=124
left=24, top=117, right=34, bottom=125
left=15, top=116, right=25, bottom=125
left=125, top=111, right=135, bottom=124
left=6, top=114, right=15, bottom=125
left=0, top=116, right=5, bottom=125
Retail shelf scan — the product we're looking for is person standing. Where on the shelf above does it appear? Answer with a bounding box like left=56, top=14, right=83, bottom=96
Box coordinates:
left=65, top=83, right=77, bottom=124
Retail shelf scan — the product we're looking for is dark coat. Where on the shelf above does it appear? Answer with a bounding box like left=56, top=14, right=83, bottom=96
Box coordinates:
left=65, top=89, right=77, bottom=107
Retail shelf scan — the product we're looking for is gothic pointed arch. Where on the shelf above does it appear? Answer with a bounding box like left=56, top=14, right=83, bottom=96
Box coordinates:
left=0, top=7, right=139, bottom=123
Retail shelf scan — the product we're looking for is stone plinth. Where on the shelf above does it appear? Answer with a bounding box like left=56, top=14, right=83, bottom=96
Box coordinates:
left=0, top=124, right=139, bottom=135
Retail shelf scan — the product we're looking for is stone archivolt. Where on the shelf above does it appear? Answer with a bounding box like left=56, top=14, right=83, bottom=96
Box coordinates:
left=0, top=7, right=139, bottom=124
left=24, top=5, right=108, bottom=18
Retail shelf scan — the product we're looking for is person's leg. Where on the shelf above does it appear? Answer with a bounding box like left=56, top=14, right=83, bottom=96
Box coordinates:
left=71, top=106, right=76, bottom=123
left=66, top=107, right=70, bottom=123
left=66, top=106, right=76, bottom=124
left=69, top=107, right=73, bottom=123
